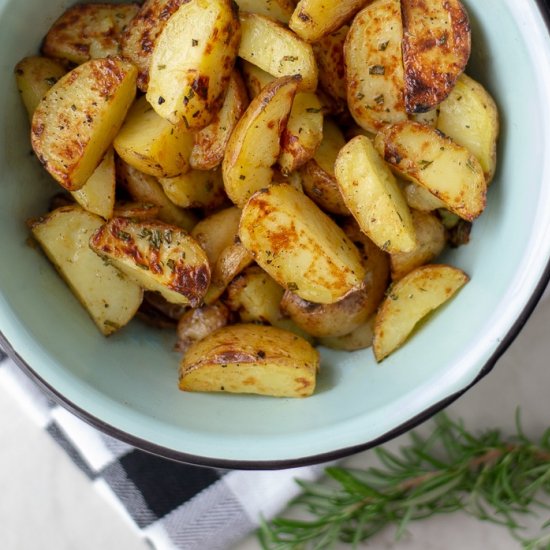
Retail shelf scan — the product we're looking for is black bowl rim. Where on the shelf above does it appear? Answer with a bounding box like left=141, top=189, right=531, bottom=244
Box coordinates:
left=1, top=0, right=550, bottom=470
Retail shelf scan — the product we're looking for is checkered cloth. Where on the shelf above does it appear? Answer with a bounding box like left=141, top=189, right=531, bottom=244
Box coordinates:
left=0, top=346, right=323, bottom=550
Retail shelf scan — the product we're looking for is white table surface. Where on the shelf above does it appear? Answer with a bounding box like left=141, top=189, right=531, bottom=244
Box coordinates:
left=3, top=294, right=550, bottom=549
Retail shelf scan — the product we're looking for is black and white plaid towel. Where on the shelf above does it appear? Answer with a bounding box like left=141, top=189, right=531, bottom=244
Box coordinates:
left=0, top=346, right=323, bottom=550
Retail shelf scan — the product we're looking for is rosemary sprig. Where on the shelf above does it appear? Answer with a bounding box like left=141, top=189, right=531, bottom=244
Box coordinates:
left=259, top=413, right=550, bottom=549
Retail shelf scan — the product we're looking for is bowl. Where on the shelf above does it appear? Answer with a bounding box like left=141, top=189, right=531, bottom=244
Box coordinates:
left=1, top=0, right=550, bottom=469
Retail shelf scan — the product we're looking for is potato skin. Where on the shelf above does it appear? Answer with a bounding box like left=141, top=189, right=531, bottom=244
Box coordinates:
left=31, top=58, right=137, bottom=191
left=90, top=218, right=210, bottom=307
left=179, top=324, right=319, bottom=397
left=121, top=0, right=188, bottom=91
left=176, top=302, right=230, bottom=352
left=402, top=0, right=471, bottom=113
left=313, top=26, right=348, bottom=104
left=281, top=219, right=390, bottom=337
left=190, top=71, right=249, bottom=170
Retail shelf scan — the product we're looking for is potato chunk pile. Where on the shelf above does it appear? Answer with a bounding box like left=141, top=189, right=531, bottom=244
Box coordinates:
left=16, top=0, right=499, bottom=397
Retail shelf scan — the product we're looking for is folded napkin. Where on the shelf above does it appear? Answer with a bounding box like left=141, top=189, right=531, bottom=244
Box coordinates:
left=0, top=346, right=323, bottom=550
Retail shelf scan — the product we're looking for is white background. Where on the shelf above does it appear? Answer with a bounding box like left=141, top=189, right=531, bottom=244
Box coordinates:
left=2, top=294, right=550, bottom=549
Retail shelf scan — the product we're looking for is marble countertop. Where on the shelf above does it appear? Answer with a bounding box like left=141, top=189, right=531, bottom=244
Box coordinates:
left=2, top=295, right=550, bottom=549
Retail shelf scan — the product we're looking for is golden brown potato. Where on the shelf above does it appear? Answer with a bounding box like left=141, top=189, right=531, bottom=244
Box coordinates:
left=31, top=58, right=137, bottom=191
left=279, top=92, right=323, bottom=175
left=190, top=206, right=242, bottom=267
left=190, top=71, right=249, bottom=171
left=42, top=3, right=139, bottom=65
left=240, top=60, right=275, bottom=98
left=390, top=210, right=446, bottom=281
left=147, top=0, right=241, bottom=129
left=71, top=148, right=115, bottom=219
left=158, top=169, right=226, bottom=210
left=112, top=201, right=161, bottom=220
left=234, top=0, right=294, bottom=23
left=401, top=0, right=471, bottom=113
left=313, top=26, right=348, bottom=104
left=222, top=75, right=300, bottom=207
left=403, top=182, right=447, bottom=211
left=345, top=0, right=407, bottom=134
left=373, top=264, right=469, bottom=361
left=300, top=119, right=348, bottom=215
left=204, top=242, right=254, bottom=304
left=281, top=218, right=390, bottom=337
left=374, top=121, right=486, bottom=221
left=179, top=324, right=319, bottom=397
left=238, top=12, right=318, bottom=92
left=14, top=56, right=67, bottom=119
left=239, top=183, right=366, bottom=304
left=289, top=0, right=367, bottom=43
left=116, top=160, right=197, bottom=231
left=121, top=0, right=188, bottom=91
left=318, top=316, right=375, bottom=351
left=412, top=109, right=439, bottom=128
left=176, top=302, right=230, bottom=352
left=335, top=135, right=417, bottom=254
left=437, top=74, right=499, bottom=183
left=90, top=218, right=210, bottom=307
left=30, top=206, right=143, bottom=336
left=225, top=266, right=285, bottom=324
left=114, top=96, right=195, bottom=179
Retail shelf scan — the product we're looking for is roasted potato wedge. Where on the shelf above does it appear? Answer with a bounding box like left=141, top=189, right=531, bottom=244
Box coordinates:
left=190, top=71, right=249, bottom=171
left=179, top=324, right=319, bottom=397
left=30, top=206, right=143, bottom=336
left=116, top=160, right=197, bottom=231
left=412, top=109, right=439, bottom=128
left=204, top=242, right=254, bottom=304
left=335, top=135, right=416, bottom=254
left=114, top=96, right=194, bottom=178
left=158, top=169, right=226, bottom=210
left=42, top=3, right=139, bottom=65
left=318, top=316, right=375, bottom=351
left=281, top=219, right=389, bottom=337
left=240, top=60, right=275, bottom=98
left=239, top=12, right=318, bottom=92
left=390, top=210, right=446, bottom=281
left=235, top=0, right=294, bottom=23
left=290, top=0, right=366, bottom=43
left=401, top=0, right=471, bottom=113
left=313, top=26, right=348, bottom=104
left=239, top=183, right=366, bottom=304
left=31, top=58, right=137, bottom=191
left=222, top=75, right=300, bottom=207
left=147, top=0, right=240, bottom=128
left=71, top=148, right=115, bottom=219
left=403, top=182, right=447, bottom=211
left=373, top=264, right=469, bottom=361
left=300, top=119, right=348, bottom=215
left=226, top=266, right=285, bottom=324
left=90, top=218, right=210, bottom=307
left=176, top=302, right=230, bottom=352
left=374, top=121, right=486, bottom=221
left=279, top=92, right=323, bottom=174
left=14, top=56, right=67, bottom=119
left=112, top=201, right=161, bottom=220
left=121, top=0, right=188, bottom=91
left=437, top=74, right=499, bottom=183
left=190, top=206, right=242, bottom=267
left=345, top=0, right=407, bottom=134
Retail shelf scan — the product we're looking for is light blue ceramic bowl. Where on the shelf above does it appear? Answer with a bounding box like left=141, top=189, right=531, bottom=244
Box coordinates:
left=1, top=0, right=550, bottom=468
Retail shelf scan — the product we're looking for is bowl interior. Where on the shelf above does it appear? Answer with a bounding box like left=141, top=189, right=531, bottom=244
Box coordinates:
left=1, top=0, right=550, bottom=466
